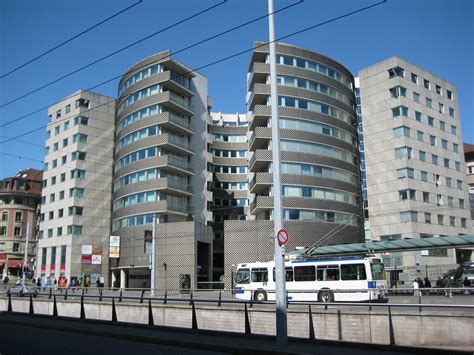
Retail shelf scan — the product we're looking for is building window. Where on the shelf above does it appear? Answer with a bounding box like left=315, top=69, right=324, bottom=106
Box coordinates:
left=432, top=155, right=438, bottom=165
left=71, top=151, right=86, bottom=161
left=394, top=146, right=412, bottom=159
left=392, top=106, right=408, bottom=117
left=14, top=226, right=21, bottom=236
left=388, top=66, right=404, bottom=78
left=443, top=158, right=449, bottom=168
left=424, top=213, right=431, bottom=224
left=68, top=206, right=84, bottom=216
left=399, top=189, right=416, bottom=200
left=459, top=199, right=465, bottom=209
left=448, top=107, right=455, bottom=117
left=433, top=174, right=441, bottom=186
left=453, top=143, right=459, bottom=153
left=441, top=139, right=448, bottom=150
left=396, top=167, right=414, bottom=179
left=57, top=227, right=62, bottom=236
left=461, top=218, right=467, bottom=228
left=438, top=103, right=444, bottom=114
left=51, top=176, right=56, bottom=185
left=50, top=194, right=55, bottom=203
left=423, top=192, right=429, bottom=203
left=60, top=173, right=66, bottom=182
left=56, top=109, right=61, bottom=118
left=54, top=126, right=60, bottom=135
left=426, top=98, right=432, bottom=108
left=75, top=99, right=89, bottom=108
left=71, top=169, right=86, bottom=180
left=1, top=211, right=8, bottom=221
left=415, top=111, right=422, bottom=121
left=424, top=79, right=430, bottom=90
left=390, top=86, right=406, bottom=98
left=416, top=131, right=423, bottom=142
left=62, top=155, right=67, bottom=165
left=428, top=116, right=434, bottom=126
left=0, top=226, right=6, bottom=235
left=419, top=151, right=426, bottom=161
left=447, top=90, right=453, bottom=100
left=65, top=104, right=71, bottom=113
left=437, top=194, right=443, bottom=206
left=393, top=126, right=410, bottom=138
left=49, top=211, right=54, bottom=220
left=74, top=116, right=89, bottom=125
left=411, top=73, right=418, bottom=84
left=400, top=211, right=417, bottom=223
left=13, top=243, right=20, bottom=252
left=439, top=121, right=446, bottom=131
left=437, top=215, right=444, bottom=225
left=59, top=191, right=65, bottom=200
left=53, top=142, right=59, bottom=151
left=48, top=229, right=53, bottom=238
left=58, top=209, right=64, bottom=218
left=64, top=121, right=70, bottom=130
left=446, top=177, right=452, bottom=188
left=430, top=135, right=436, bottom=146
left=63, top=138, right=68, bottom=147
left=435, top=85, right=442, bottom=95
left=457, top=180, right=463, bottom=189
left=72, top=133, right=88, bottom=143
left=52, top=159, right=57, bottom=168
left=455, top=161, right=461, bottom=172
left=451, top=125, right=457, bottom=135
left=67, top=225, right=83, bottom=235
left=413, top=92, right=420, bottom=103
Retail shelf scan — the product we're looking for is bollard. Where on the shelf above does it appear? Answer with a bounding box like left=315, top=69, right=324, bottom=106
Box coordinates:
left=244, top=303, right=251, bottom=335
left=164, top=290, right=167, bottom=305
left=308, top=305, right=315, bottom=340
left=189, top=291, right=193, bottom=306
left=64, top=288, right=68, bottom=300
left=49, top=288, right=53, bottom=300
left=119, top=289, right=123, bottom=303
left=99, top=289, right=103, bottom=302
left=148, top=299, right=154, bottom=326
left=218, top=291, right=222, bottom=307
left=80, top=295, right=85, bottom=319
left=140, top=290, right=145, bottom=304
left=337, top=309, right=342, bottom=341
left=111, top=297, right=117, bottom=322
left=388, top=306, right=395, bottom=346
left=418, top=293, right=422, bottom=312
left=53, top=295, right=58, bottom=317
left=7, top=292, right=12, bottom=312
left=29, top=295, right=34, bottom=315
left=191, top=301, right=198, bottom=330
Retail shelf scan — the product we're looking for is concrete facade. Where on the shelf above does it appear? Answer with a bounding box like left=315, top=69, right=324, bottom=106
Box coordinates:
left=112, top=51, right=211, bottom=287
left=0, top=169, right=42, bottom=278
left=359, top=57, right=472, bottom=283
left=465, top=144, right=474, bottom=221
left=38, top=90, right=115, bottom=286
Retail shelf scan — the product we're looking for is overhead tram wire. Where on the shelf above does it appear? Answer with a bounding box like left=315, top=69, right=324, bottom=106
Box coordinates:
left=0, top=0, right=143, bottom=79
left=0, top=0, right=228, bottom=108
left=0, top=0, right=304, bottom=136
left=0, top=0, right=387, bottom=145
left=0, top=0, right=301, bottom=113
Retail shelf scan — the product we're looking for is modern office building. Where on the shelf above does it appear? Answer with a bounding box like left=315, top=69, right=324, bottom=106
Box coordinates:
left=0, top=169, right=42, bottom=278
left=224, top=42, right=363, bottom=283
left=465, top=143, right=474, bottom=220
left=112, top=50, right=213, bottom=289
left=37, top=90, right=115, bottom=286
left=208, top=112, right=250, bottom=280
left=360, top=57, right=472, bottom=283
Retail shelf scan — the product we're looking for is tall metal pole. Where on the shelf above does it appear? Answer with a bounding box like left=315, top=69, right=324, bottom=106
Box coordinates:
left=268, top=0, right=287, bottom=345
left=22, top=222, right=30, bottom=283
left=150, top=214, right=157, bottom=296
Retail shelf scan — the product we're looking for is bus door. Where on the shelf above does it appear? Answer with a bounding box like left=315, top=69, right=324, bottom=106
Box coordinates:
left=250, top=268, right=269, bottom=299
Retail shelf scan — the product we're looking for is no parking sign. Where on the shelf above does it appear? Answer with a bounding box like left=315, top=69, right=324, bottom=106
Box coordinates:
left=277, top=229, right=289, bottom=246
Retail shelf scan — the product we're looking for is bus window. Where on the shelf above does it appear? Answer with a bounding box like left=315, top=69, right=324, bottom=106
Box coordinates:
left=341, top=264, right=367, bottom=280
left=235, top=269, right=250, bottom=284
left=272, top=267, right=294, bottom=282
left=317, top=265, right=340, bottom=281
left=294, top=266, right=315, bottom=282
left=251, top=268, right=268, bottom=282
left=370, top=260, right=386, bottom=280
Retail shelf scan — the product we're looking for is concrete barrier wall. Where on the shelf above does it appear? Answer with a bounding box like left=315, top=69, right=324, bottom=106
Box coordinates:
left=1, top=298, right=472, bottom=349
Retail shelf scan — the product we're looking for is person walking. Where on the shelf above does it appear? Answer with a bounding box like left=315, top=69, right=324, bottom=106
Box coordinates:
left=444, top=276, right=453, bottom=298
left=412, top=279, right=420, bottom=297
left=463, top=277, right=471, bottom=295
left=424, top=277, right=432, bottom=295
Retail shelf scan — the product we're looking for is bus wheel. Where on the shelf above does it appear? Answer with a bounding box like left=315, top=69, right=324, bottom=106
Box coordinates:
left=318, top=290, right=334, bottom=303
left=254, top=290, right=267, bottom=302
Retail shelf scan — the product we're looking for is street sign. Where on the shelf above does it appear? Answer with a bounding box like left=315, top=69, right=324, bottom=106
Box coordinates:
left=277, top=229, right=289, bottom=245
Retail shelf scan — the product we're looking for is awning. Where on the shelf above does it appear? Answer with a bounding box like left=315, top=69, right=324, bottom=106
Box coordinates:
left=289, top=234, right=474, bottom=258
left=7, top=260, right=22, bottom=268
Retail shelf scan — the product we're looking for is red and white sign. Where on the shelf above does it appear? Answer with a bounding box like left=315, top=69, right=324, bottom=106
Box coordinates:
left=277, top=229, right=289, bottom=245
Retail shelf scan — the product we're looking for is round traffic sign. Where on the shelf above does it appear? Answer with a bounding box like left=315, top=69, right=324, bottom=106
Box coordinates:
left=277, top=229, right=289, bottom=245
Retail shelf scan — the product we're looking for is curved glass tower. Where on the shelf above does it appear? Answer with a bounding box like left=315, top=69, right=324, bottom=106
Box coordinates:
left=112, top=50, right=209, bottom=287
left=247, top=42, right=362, bottom=245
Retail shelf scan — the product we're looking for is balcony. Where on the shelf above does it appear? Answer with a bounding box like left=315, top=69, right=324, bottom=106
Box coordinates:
left=249, top=150, right=272, bottom=172
left=249, top=127, right=271, bottom=151
left=249, top=173, right=273, bottom=194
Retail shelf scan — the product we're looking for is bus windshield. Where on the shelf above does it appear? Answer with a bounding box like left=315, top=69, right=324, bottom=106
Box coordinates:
left=235, top=269, right=250, bottom=284
left=370, top=260, right=386, bottom=280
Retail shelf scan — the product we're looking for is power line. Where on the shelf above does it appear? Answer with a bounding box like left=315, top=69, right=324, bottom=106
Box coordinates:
left=0, top=152, right=44, bottom=164
left=0, top=0, right=387, bottom=146
left=0, top=0, right=227, bottom=108
left=0, top=0, right=304, bottom=130
left=0, top=0, right=143, bottom=79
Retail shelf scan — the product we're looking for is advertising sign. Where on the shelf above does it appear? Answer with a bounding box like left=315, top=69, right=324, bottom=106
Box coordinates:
left=109, top=236, right=120, bottom=258
left=60, top=264, right=66, bottom=272
left=58, top=276, right=67, bottom=288
left=92, top=246, right=102, bottom=255
left=82, top=245, right=92, bottom=255
left=81, top=255, right=92, bottom=264
left=91, top=255, right=102, bottom=265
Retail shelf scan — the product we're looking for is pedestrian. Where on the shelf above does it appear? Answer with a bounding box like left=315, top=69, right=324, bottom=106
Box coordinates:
left=96, top=277, right=101, bottom=288
left=463, top=277, right=471, bottom=295
left=36, top=278, right=41, bottom=287
left=444, top=276, right=453, bottom=298
left=436, top=276, right=444, bottom=294
left=412, top=279, right=420, bottom=297
left=424, top=277, right=432, bottom=295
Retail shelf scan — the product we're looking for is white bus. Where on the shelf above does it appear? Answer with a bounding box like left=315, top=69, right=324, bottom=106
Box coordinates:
left=234, top=257, right=387, bottom=303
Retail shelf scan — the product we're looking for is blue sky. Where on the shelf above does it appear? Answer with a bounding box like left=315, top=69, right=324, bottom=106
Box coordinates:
left=0, top=0, right=473, bottom=178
